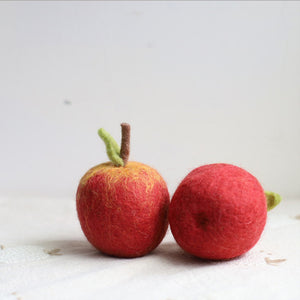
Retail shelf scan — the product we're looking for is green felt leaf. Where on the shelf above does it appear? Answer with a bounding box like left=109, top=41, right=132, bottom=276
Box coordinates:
left=265, top=191, right=281, bottom=211
left=98, top=128, right=124, bottom=167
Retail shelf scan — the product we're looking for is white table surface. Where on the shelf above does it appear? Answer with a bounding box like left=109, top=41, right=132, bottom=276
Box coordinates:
left=0, top=196, right=299, bottom=300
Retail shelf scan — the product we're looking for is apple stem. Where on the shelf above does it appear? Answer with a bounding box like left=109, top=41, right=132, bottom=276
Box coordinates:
left=120, top=123, right=130, bottom=167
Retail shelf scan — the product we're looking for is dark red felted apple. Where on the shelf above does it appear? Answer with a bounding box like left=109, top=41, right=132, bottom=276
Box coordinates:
left=76, top=123, right=170, bottom=258
left=169, top=163, right=281, bottom=260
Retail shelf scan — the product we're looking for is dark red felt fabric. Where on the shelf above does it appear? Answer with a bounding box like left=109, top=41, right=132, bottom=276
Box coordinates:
left=76, top=161, right=170, bottom=258
left=169, top=163, right=267, bottom=260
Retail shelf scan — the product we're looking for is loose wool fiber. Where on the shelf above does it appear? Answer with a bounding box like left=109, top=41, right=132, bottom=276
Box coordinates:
left=169, top=163, right=267, bottom=260
left=76, top=161, right=170, bottom=258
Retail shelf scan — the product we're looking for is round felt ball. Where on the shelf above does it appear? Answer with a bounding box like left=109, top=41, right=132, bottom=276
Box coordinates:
left=76, top=161, right=170, bottom=258
left=169, top=163, right=267, bottom=260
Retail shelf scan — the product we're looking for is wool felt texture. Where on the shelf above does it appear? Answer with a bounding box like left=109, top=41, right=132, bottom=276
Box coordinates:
left=169, top=163, right=267, bottom=260
left=98, top=128, right=124, bottom=167
left=120, top=123, right=130, bottom=166
left=265, top=191, right=281, bottom=211
left=76, top=161, right=170, bottom=258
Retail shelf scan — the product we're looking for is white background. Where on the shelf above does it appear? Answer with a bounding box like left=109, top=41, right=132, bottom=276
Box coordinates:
left=1, top=1, right=300, bottom=198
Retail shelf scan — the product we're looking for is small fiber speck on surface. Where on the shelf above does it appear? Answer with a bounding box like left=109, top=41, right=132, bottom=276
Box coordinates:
left=265, top=257, right=287, bottom=266
left=44, top=248, right=62, bottom=256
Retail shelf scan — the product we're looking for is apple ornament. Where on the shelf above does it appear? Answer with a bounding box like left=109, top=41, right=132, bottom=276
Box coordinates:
left=169, top=163, right=281, bottom=260
left=76, top=123, right=170, bottom=258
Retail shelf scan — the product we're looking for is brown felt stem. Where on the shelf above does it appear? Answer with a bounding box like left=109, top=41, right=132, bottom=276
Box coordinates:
left=120, top=123, right=130, bottom=167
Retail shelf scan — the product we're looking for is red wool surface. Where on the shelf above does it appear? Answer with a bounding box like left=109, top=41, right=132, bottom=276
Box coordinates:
left=76, top=162, right=170, bottom=258
left=169, top=163, right=267, bottom=260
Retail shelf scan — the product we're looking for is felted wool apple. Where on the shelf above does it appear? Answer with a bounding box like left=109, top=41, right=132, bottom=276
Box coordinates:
left=169, top=163, right=281, bottom=260
left=76, top=123, right=170, bottom=258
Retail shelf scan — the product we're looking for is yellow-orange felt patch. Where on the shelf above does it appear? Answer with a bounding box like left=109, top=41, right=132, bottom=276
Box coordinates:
left=79, top=161, right=163, bottom=193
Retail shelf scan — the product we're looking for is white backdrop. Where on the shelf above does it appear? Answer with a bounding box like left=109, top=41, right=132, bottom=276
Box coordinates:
left=0, top=1, right=299, bottom=198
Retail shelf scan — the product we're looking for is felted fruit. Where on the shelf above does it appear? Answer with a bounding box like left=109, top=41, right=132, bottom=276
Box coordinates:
left=76, top=123, right=170, bottom=258
left=169, top=163, right=281, bottom=260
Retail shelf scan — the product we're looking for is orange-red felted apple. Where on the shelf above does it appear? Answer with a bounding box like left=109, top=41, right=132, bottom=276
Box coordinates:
left=169, top=163, right=281, bottom=260
left=76, top=123, right=170, bottom=258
